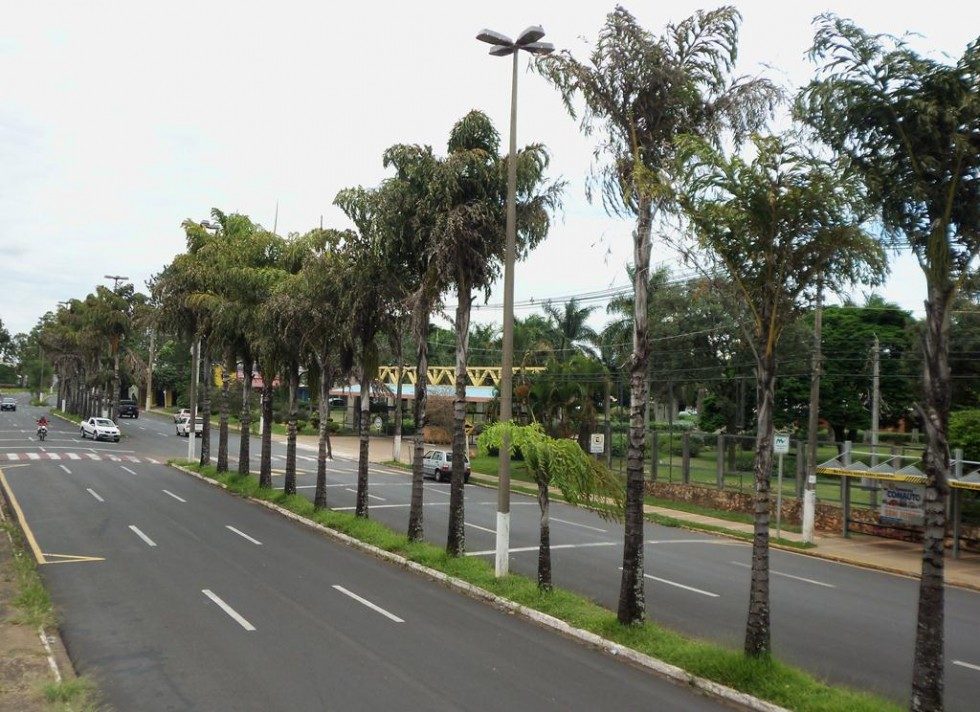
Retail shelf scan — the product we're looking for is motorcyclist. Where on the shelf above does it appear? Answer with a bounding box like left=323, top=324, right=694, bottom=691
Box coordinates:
left=36, top=416, right=49, bottom=429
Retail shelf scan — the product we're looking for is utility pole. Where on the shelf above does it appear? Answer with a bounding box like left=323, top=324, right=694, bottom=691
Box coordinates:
left=869, top=334, right=881, bottom=507
left=802, top=285, right=823, bottom=544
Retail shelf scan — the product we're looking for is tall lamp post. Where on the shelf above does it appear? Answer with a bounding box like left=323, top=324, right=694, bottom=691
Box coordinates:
left=476, top=25, right=554, bottom=577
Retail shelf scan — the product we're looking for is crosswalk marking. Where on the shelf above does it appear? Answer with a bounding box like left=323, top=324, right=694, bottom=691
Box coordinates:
left=3, top=452, right=159, bottom=465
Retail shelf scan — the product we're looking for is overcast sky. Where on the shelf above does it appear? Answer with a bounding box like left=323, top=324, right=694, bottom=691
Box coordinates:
left=2, top=1, right=977, bottom=336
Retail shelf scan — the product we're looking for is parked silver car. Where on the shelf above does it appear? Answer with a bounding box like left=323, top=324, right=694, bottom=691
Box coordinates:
left=422, top=449, right=471, bottom=483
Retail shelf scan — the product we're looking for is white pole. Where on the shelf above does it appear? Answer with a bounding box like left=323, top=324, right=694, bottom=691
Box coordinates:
left=776, top=453, right=784, bottom=540
left=187, top=339, right=199, bottom=461
left=495, top=47, right=520, bottom=578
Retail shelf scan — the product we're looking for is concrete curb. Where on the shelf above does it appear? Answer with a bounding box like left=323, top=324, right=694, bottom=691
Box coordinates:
left=168, top=462, right=787, bottom=712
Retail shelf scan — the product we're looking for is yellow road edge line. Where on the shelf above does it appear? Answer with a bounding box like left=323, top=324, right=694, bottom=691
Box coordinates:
left=42, top=553, right=105, bottom=564
left=0, top=466, right=47, bottom=564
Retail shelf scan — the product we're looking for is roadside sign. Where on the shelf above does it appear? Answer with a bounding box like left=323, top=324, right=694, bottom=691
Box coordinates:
left=589, top=433, right=605, bottom=454
left=879, top=484, right=925, bottom=526
left=773, top=434, right=790, bottom=455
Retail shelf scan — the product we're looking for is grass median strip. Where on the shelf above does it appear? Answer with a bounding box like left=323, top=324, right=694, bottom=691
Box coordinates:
left=174, top=459, right=897, bottom=712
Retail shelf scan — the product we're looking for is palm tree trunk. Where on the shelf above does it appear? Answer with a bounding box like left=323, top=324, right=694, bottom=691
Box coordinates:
left=314, top=354, right=331, bottom=510
left=238, top=358, right=253, bottom=475
left=199, top=346, right=212, bottom=467
left=745, top=346, right=776, bottom=657
left=217, top=354, right=231, bottom=472
left=284, top=361, right=298, bottom=496
left=408, top=306, right=429, bottom=541
left=618, top=195, right=652, bottom=625
left=259, top=378, right=273, bottom=489
left=355, top=358, right=371, bottom=518
left=537, top=479, right=552, bottom=591
left=910, top=278, right=952, bottom=712
left=447, top=284, right=472, bottom=557
left=111, top=348, right=120, bottom=421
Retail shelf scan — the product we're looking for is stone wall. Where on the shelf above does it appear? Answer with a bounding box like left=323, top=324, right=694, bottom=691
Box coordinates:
left=646, top=481, right=979, bottom=547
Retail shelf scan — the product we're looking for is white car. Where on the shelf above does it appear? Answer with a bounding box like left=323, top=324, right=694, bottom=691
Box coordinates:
left=80, top=417, right=120, bottom=442
left=422, top=449, right=471, bottom=483
left=176, top=416, right=204, bottom=438
left=173, top=408, right=191, bottom=423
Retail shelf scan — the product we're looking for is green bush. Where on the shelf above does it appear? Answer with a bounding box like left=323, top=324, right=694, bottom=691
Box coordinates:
left=657, top=435, right=702, bottom=458
left=877, top=431, right=921, bottom=446
left=950, top=409, right=980, bottom=461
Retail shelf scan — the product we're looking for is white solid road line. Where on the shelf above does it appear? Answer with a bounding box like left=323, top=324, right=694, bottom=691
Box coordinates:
left=648, top=539, right=743, bottom=545
left=162, top=490, right=186, bottom=503
left=551, top=517, right=607, bottom=533
left=644, top=573, right=719, bottom=598
left=730, top=561, right=835, bottom=589
left=121, top=466, right=137, bottom=475
left=953, top=660, right=980, bottom=672
left=202, top=589, right=256, bottom=631
left=345, top=487, right=385, bottom=501
left=129, top=525, right=157, bottom=547
left=226, top=525, right=263, bottom=545
left=333, top=502, right=449, bottom=511
left=468, top=542, right=617, bottom=557
left=86, top=488, right=104, bottom=502
left=332, top=585, right=404, bottom=623
left=465, top=521, right=497, bottom=534
left=59, top=465, right=71, bottom=474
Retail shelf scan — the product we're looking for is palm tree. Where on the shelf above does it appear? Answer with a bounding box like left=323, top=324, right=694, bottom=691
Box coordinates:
left=375, top=142, right=442, bottom=540
left=335, top=187, right=394, bottom=518
left=430, top=110, right=561, bottom=556
left=673, top=132, right=886, bottom=656
left=539, top=6, right=777, bottom=624
left=486, top=423, right=622, bottom=590
left=542, top=298, right=597, bottom=359
left=800, top=20, right=980, bottom=706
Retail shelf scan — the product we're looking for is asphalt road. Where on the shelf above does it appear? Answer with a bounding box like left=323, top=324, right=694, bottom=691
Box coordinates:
left=0, top=396, right=724, bottom=711
left=108, top=404, right=980, bottom=708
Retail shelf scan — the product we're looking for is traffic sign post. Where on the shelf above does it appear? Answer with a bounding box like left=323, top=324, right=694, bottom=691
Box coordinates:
left=774, top=434, right=790, bottom=539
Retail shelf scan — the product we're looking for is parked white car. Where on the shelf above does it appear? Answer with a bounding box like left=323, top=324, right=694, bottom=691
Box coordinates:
left=173, top=408, right=191, bottom=423
left=422, top=449, right=471, bottom=483
left=176, top=416, right=204, bottom=438
left=80, top=417, right=120, bottom=442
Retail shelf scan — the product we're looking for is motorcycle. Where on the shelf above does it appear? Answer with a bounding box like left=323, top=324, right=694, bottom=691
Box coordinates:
left=36, top=425, right=47, bottom=441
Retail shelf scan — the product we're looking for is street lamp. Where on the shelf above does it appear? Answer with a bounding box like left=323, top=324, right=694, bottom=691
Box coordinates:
left=104, top=275, right=130, bottom=291
left=476, top=25, right=554, bottom=577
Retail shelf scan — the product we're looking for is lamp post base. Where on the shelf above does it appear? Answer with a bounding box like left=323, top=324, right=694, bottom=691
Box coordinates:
left=801, top=489, right=816, bottom=543
left=495, top=511, right=510, bottom=576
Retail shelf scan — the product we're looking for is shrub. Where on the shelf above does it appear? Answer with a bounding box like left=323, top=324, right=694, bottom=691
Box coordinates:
left=950, top=410, right=980, bottom=461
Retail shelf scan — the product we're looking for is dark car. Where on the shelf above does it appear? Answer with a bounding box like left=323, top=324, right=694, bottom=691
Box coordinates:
left=0, top=397, right=16, bottom=412
left=118, top=399, right=139, bottom=418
